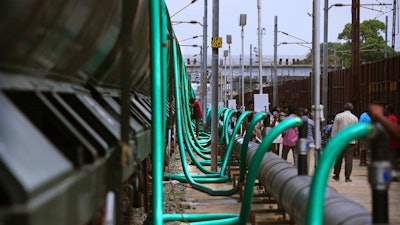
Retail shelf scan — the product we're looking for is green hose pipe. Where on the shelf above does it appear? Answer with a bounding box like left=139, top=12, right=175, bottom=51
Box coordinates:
left=149, top=0, right=163, bottom=223
left=163, top=213, right=238, bottom=222
left=218, top=111, right=252, bottom=176
left=181, top=74, right=196, bottom=138
left=161, top=1, right=168, bottom=141
left=220, top=111, right=266, bottom=177
left=223, top=109, right=237, bottom=146
left=179, top=74, right=213, bottom=157
left=171, top=39, right=243, bottom=195
left=180, top=113, right=217, bottom=173
left=163, top=173, right=228, bottom=183
left=238, top=112, right=267, bottom=184
left=195, top=159, right=222, bottom=166
left=207, top=106, right=212, bottom=132
left=170, top=39, right=227, bottom=190
left=180, top=101, right=215, bottom=164
left=184, top=119, right=213, bottom=162
left=165, top=109, right=249, bottom=192
left=165, top=119, right=223, bottom=172
left=238, top=117, right=303, bottom=225
left=186, top=217, right=239, bottom=225
left=147, top=30, right=237, bottom=224
left=175, top=116, right=236, bottom=192
left=180, top=73, right=211, bottom=154
left=167, top=107, right=219, bottom=167
left=177, top=82, right=216, bottom=169
left=197, top=134, right=212, bottom=148
left=165, top=98, right=226, bottom=179
left=218, top=107, right=229, bottom=145
left=178, top=75, right=212, bottom=161
left=306, top=123, right=374, bottom=225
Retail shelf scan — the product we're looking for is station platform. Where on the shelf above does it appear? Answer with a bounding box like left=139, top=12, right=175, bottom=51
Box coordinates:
left=170, top=148, right=400, bottom=224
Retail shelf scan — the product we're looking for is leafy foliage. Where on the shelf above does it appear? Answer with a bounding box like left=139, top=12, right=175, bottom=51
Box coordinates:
left=302, top=19, right=399, bottom=67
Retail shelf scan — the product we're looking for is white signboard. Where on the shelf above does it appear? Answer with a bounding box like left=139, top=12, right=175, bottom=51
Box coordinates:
left=254, top=94, right=269, bottom=113
left=228, top=99, right=237, bottom=110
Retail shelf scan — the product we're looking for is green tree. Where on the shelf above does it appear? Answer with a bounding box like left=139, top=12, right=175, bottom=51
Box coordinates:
left=337, top=19, right=393, bottom=66
left=302, top=19, right=398, bottom=67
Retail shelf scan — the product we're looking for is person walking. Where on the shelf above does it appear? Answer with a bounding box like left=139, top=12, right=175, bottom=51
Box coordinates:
left=383, top=104, right=400, bottom=170
left=369, top=104, right=400, bottom=140
left=270, top=107, right=283, bottom=155
left=331, top=102, right=359, bottom=182
left=262, top=107, right=283, bottom=155
left=189, top=98, right=202, bottom=138
left=358, top=111, right=371, bottom=166
left=281, top=104, right=299, bottom=167
left=369, top=103, right=400, bottom=173
left=300, top=107, right=315, bottom=144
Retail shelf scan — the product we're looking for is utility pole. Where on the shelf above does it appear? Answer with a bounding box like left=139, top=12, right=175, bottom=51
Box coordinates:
left=273, top=16, right=278, bottom=107
left=393, top=0, right=397, bottom=50
left=219, top=59, right=223, bottom=103
left=312, top=0, right=323, bottom=166
left=210, top=0, right=219, bottom=171
left=385, top=16, right=388, bottom=58
left=224, top=50, right=228, bottom=104
left=257, top=0, right=263, bottom=94
left=240, top=14, right=247, bottom=112
left=202, top=0, right=208, bottom=132
left=323, top=0, right=328, bottom=123
left=249, top=44, right=253, bottom=100
left=227, top=35, right=233, bottom=100
left=351, top=0, right=360, bottom=112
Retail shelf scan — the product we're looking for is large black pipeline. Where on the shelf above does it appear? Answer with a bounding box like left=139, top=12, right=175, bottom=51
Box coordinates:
left=231, top=138, right=372, bottom=225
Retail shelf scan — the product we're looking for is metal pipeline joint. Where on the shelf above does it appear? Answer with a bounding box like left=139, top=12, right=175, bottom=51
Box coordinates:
left=368, top=122, right=392, bottom=225
left=297, top=117, right=309, bottom=175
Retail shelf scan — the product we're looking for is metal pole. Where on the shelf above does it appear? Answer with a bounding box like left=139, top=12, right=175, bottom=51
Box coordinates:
left=202, top=0, right=208, bottom=131
left=273, top=16, right=278, bottom=107
left=224, top=50, right=228, bottom=104
left=229, top=43, right=233, bottom=100
left=369, top=123, right=391, bottom=224
left=220, top=59, right=223, bottom=103
left=229, top=44, right=233, bottom=99
left=249, top=44, right=253, bottom=93
left=210, top=0, right=219, bottom=171
left=351, top=0, right=361, bottom=110
left=313, top=0, right=322, bottom=164
left=199, top=46, right=204, bottom=115
left=227, top=35, right=233, bottom=100
left=239, top=13, right=247, bottom=112
left=322, top=0, right=328, bottom=123
left=392, top=0, right=396, bottom=50
left=298, top=118, right=309, bottom=175
left=257, top=0, right=263, bottom=94
left=241, top=26, right=245, bottom=112
left=385, top=15, right=388, bottom=58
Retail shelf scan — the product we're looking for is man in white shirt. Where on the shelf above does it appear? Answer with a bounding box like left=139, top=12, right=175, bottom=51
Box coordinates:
left=331, top=102, right=359, bottom=182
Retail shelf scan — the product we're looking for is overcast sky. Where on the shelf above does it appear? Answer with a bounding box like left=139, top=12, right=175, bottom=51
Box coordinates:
left=165, top=0, right=398, bottom=59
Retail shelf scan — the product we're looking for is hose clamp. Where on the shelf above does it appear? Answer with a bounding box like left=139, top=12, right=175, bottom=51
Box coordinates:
left=297, top=138, right=309, bottom=156
left=368, top=161, right=391, bottom=191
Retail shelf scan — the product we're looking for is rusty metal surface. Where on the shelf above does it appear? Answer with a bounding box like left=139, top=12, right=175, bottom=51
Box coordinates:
left=239, top=55, right=400, bottom=117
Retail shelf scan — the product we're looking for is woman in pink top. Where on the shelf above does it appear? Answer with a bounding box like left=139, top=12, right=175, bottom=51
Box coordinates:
left=281, top=105, right=299, bottom=167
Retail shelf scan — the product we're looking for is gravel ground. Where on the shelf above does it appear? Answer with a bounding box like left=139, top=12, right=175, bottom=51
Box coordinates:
left=131, top=150, right=187, bottom=225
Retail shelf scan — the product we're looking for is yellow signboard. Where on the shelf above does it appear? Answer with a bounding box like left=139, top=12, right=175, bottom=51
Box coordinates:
left=211, top=37, right=222, bottom=48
